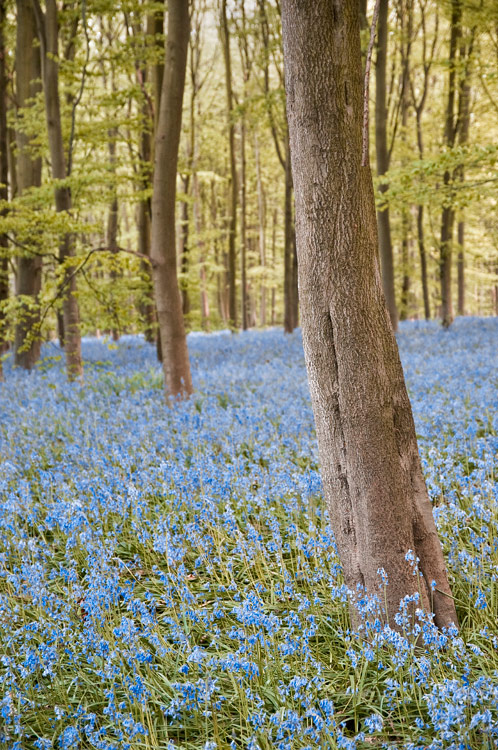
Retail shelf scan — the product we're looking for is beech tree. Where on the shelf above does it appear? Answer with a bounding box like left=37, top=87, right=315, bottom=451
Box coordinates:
left=32, top=0, right=83, bottom=379
left=0, top=0, right=8, bottom=379
left=375, top=0, right=398, bottom=330
left=281, top=0, right=458, bottom=628
left=150, top=0, right=193, bottom=398
left=14, top=0, right=42, bottom=370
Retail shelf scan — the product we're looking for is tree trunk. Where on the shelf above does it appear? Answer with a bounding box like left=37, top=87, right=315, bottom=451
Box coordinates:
left=271, top=207, right=277, bottom=325
left=439, top=0, right=461, bottom=328
left=456, top=220, right=464, bottom=316
left=283, top=135, right=297, bottom=333
left=220, top=0, right=237, bottom=328
left=210, top=179, right=227, bottom=324
left=281, top=0, right=457, bottom=630
left=33, top=0, right=83, bottom=379
left=417, top=205, right=430, bottom=319
left=240, top=115, right=248, bottom=330
left=137, top=52, right=155, bottom=343
left=399, top=0, right=413, bottom=322
left=14, top=0, right=42, bottom=369
left=0, top=0, right=9, bottom=369
left=152, top=5, right=165, bottom=131
left=135, top=14, right=157, bottom=345
left=179, top=174, right=191, bottom=316
left=254, top=131, right=267, bottom=326
left=107, top=127, right=120, bottom=341
left=150, top=0, right=192, bottom=399
left=456, top=37, right=472, bottom=317
left=375, top=0, right=398, bottom=331
left=258, top=0, right=298, bottom=333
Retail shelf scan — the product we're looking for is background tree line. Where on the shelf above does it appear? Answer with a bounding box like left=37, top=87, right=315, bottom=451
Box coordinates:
left=0, top=0, right=497, bottom=383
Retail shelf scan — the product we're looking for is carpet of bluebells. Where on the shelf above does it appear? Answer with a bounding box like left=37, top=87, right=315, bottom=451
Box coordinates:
left=1, top=318, right=498, bottom=750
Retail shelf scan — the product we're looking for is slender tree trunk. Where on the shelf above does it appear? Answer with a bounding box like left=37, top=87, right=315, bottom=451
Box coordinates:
left=417, top=206, right=430, bottom=319
left=210, top=179, right=226, bottom=324
left=0, top=0, right=9, bottom=369
left=137, top=48, right=155, bottom=343
left=283, top=136, right=296, bottom=333
left=150, top=0, right=192, bottom=398
left=220, top=0, right=237, bottom=328
left=439, top=0, right=461, bottom=328
left=400, top=216, right=410, bottom=320
left=192, top=174, right=209, bottom=329
left=271, top=206, right=277, bottom=325
left=134, top=14, right=157, bottom=345
left=410, top=0, right=436, bottom=321
left=254, top=131, right=266, bottom=326
left=240, top=116, right=248, bottom=330
left=106, top=127, right=120, bottom=341
left=456, top=40, right=472, bottom=317
left=14, top=0, right=42, bottom=369
left=399, top=0, right=413, bottom=321
left=179, top=174, right=191, bottom=316
left=414, top=107, right=430, bottom=320
left=33, top=0, right=83, bottom=379
left=137, top=197, right=155, bottom=342
left=375, top=0, right=398, bottom=330
left=282, top=0, right=457, bottom=630
left=258, top=0, right=298, bottom=333
left=152, top=5, right=164, bottom=131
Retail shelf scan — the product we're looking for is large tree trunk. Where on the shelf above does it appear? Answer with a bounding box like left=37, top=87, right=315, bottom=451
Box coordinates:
left=33, top=0, right=83, bottom=379
left=14, top=0, right=42, bottom=369
left=375, top=0, right=398, bottom=331
left=0, top=0, right=9, bottom=371
left=150, top=0, right=192, bottom=399
left=281, top=0, right=457, bottom=630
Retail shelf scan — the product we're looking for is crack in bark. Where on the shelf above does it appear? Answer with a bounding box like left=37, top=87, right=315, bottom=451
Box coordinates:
left=327, top=312, right=365, bottom=593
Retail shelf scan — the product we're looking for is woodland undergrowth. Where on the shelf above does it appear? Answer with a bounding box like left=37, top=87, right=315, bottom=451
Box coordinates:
left=0, top=319, right=497, bottom=749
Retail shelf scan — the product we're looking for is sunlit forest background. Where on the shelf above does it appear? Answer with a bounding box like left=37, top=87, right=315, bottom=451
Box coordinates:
left=1, top=0, right=498, bottom=367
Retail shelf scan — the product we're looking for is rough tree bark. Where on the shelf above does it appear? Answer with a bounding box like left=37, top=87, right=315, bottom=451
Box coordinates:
left=375, top=0, right=398, bottom=330
left=32, top=0, right=83, bottom=379
left=281, top=0, right=457, bottom=629
left=14, top=0, right=42, bottom=370
left=150, top=0, right=192, bottom=398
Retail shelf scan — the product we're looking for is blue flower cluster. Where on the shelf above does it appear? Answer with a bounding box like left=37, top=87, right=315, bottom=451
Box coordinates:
left=0, top=318, right=497, bottom=748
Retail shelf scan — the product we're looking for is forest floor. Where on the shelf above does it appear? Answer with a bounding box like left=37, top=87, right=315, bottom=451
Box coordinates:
left=1, top=319, right=498, bottom=749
